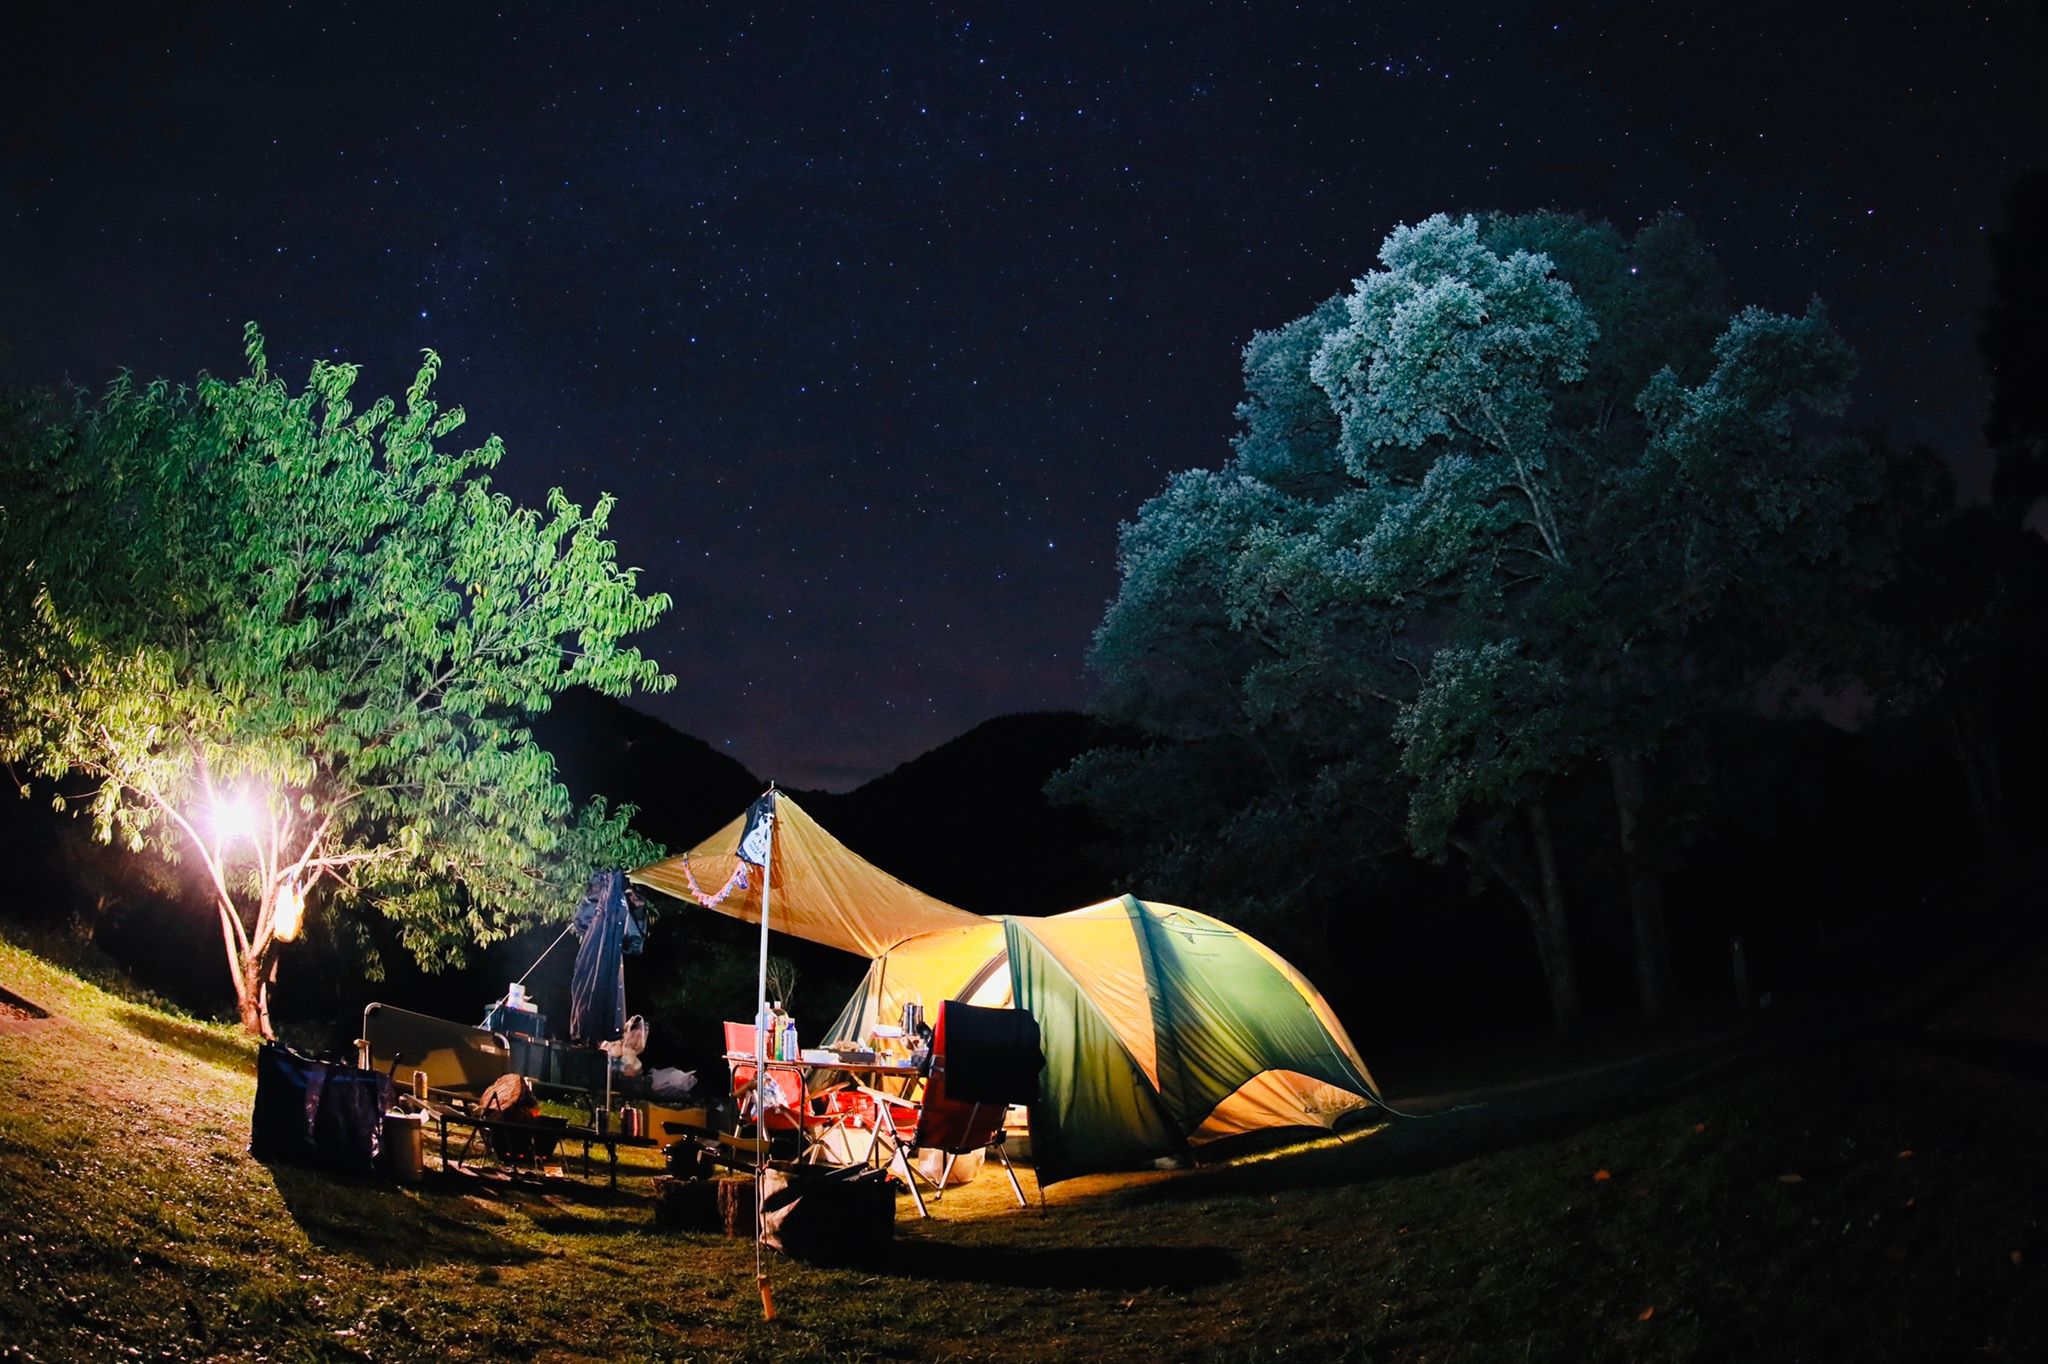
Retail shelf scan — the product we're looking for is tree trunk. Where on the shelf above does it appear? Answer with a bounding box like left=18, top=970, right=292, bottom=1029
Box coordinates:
left=257, top=951, right=280, bottom=1040
left=217, top=903, right=247, bottom=1016
left=1944, top=693, right=2013, bottom=881
left=1526, top=802, right=1580, bottom=1035
left=219, top=898, right=275, bottom=1038
left=234, top=950, right=274, bottom=1037
left=1460, top=810, right=1581, bottom=1035
left=1609, top=749, right=1672, bottom=1023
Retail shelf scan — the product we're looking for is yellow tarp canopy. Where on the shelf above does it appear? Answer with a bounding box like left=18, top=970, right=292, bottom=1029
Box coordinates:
left=629, top=793, right=987, bottom=958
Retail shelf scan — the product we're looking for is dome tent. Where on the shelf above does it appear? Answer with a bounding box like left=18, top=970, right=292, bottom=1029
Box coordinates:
left=826, top=895, right=1384, bottom=1185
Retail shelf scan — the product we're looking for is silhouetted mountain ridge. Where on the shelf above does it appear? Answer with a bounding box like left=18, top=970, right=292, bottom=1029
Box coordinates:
left=539, top=694, right=1124, bottom=917
left=531, top=690, right=763, bottom=852
left=795, top=711, right=1128, bottom=916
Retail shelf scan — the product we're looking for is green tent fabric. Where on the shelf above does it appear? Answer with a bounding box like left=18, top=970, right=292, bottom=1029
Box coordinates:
left=1002, top=914, right=1184, bottom=1180
left=1117, top=897, right=1376, bottom=1136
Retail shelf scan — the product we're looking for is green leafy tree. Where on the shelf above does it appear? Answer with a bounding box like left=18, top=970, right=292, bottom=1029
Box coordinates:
left=1063, top=213, right=1874, bottom=1028
left=0, top=327, right=672, bottom=1034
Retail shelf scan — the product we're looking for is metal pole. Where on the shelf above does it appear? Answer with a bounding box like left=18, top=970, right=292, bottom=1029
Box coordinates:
left=752, top=789, right=777, bottom=1320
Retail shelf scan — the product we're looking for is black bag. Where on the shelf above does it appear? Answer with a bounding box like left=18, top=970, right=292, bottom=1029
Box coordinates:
left=250, top=1042, right=395, bottom=1178
left=759, top=1162, right=896, bottom=1264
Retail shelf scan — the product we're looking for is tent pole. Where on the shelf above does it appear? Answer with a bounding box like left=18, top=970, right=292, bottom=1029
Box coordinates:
left=873, top=955, right=889, bottom=1047
left=753, top=788, right=777, bottom=1321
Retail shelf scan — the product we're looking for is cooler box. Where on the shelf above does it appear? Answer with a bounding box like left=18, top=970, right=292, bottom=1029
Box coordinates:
left=484, top=1004, right=548, bottom=1038
left=644, top=1102, right=711, bottom=1138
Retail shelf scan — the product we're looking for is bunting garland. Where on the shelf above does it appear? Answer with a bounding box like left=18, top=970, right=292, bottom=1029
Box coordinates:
left=676, top=857, right=751, bottom=910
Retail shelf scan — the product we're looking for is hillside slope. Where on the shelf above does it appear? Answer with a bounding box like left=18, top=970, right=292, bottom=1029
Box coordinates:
left=4, top=929, right=2045, bottom=1363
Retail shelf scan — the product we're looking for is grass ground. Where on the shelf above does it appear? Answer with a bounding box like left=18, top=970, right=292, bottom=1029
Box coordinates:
left=2, top=929, right=2044, bottom=1363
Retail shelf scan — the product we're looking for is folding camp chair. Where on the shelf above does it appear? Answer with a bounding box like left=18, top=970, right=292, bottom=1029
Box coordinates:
left=856, top=1000, right=1041, bottom=1217
left=443, top=1072, right=569, bottom=1176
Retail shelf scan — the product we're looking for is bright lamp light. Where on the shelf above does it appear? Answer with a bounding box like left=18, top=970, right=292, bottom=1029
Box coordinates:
left=211, top=795, right=257, bottom=843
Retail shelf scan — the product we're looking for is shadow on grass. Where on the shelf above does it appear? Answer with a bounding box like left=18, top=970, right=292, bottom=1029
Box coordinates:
left=1119, top=1032, right=1786, bottom=1207
left=1914, top=1032, right=2048, bottom=1083
left=116, top=1006, right=254, bottom=1072
left=525, top=1210, right=657, bottom=1237
left=878, top=1241, right=1239, bottom=1291
left=269, top=1164, right=546, bottom=1269
left=0, top=983, right=51, bottom=1017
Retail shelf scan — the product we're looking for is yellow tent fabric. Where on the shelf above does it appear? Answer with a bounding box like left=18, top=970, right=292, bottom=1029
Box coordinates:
left=857, top=920, right=1011, bottom=1030
left=629, top=793, right=986, bottom=958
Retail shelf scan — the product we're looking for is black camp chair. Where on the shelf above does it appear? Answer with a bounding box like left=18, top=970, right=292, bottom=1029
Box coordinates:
left=482, top=1114, right=569, bottom=1170
left=856, top=1001, right=1042, bottom=1217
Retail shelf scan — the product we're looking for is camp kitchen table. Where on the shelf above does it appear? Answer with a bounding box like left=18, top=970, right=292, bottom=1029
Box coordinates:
left=411, top=1096, right=656, bottom=1188
left=723, top=1052, right=925, bottom=1169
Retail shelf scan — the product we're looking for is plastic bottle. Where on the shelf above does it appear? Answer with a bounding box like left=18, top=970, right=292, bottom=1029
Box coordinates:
left=765, top=1001, right=785, bottom=1059
left=783, top=1014, right=798, bottom=1062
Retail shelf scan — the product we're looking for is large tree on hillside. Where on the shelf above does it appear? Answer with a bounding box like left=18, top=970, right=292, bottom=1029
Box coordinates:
left=1059, top=213, right=1876, bottom=1029
left=0, top=327, right=672, bottom=1034
left=1859, top=168, right=2048, bottom=882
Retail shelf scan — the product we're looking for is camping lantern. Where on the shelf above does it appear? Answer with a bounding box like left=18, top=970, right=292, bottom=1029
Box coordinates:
left=273, top=880, right=305, bottom=943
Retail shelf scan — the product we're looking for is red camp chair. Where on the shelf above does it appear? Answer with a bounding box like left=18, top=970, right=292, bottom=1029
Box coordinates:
left=723, top=1020, right=812, bottom=1138
left=803, top=1084, right=920, bottom=1169
left=857, top=1000, right=1040, bottom=1217
left=724, top=1015, right=811, bottom=1122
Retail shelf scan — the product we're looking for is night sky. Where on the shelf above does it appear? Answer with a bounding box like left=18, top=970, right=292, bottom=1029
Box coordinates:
left=6, top=4, right=2045, bottom=789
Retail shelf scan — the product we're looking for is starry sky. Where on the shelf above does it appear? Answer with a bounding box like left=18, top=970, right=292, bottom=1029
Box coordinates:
left=6, top=4, right=2046, bottom=789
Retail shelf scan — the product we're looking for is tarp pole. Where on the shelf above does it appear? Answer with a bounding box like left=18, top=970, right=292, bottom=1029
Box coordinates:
left=753, top=788, right=777, bottom=1321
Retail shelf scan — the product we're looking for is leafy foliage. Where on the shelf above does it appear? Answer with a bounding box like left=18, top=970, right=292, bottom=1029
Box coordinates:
left=1060, top=212, right=1878, bottom=1023
left=0, top=327, right=672, bottom=1029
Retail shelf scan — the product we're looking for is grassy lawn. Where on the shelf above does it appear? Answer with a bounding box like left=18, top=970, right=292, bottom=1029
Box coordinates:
left=2, top=930, right=2044, bottom=1363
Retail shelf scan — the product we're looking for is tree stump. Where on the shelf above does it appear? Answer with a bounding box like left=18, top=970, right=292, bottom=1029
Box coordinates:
left=714, top=1174, right=757, bottom=1237
left=651, top=1176, right=720, bottom=1232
